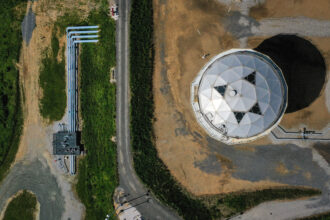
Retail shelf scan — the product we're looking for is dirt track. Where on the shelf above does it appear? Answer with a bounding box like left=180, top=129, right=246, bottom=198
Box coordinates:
left=0, top=1, right=95, bottom=219
left=153, top=0, right=286, bottom=195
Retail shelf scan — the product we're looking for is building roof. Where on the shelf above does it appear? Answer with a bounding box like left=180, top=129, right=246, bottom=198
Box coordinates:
left=53, top=131, right=80, bottom=155
left=191, top=49, right=287, bottom=144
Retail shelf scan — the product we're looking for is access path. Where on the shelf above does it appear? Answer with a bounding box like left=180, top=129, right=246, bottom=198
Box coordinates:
left=115, top=0, right=182, bottom=219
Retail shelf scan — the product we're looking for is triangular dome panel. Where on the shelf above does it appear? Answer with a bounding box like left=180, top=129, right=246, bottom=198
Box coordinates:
left=193, top=50, right=287, bottom=141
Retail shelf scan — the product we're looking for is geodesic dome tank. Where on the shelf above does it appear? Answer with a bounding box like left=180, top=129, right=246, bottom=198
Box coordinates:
left=191, top=49, right=287, bottom=144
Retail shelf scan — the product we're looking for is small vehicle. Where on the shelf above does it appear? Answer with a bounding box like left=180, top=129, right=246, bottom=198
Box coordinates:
left=110, top=4, right=119, bottom=20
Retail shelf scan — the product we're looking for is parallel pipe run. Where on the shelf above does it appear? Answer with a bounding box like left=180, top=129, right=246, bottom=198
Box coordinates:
left=71, top=35, right=99, bottom=39
left=271, top=131, right=330, bottom=141
left=74, top=40, right=99, bottom=44
left=69, top=30, right=99, bottom=36
left=66, top=26, right=99, bottom=175
left=66, top=26, right=99, bottom=32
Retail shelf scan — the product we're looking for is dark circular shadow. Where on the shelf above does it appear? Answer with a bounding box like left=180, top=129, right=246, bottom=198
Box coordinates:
left=254, top=34, right=326, bottom=113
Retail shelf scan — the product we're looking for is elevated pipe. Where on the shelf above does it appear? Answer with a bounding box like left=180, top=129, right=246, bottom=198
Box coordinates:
left=68, top=30, right=99, bottom=38
left=66, top=25, right=99, bottom=33
left=66, top=26, right=100, bottom=175
left=73, top=40, right=99, bottom=44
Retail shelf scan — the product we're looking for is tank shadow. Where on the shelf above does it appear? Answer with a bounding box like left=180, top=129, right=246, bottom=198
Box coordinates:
left=254, top=34, right=326, bottom=113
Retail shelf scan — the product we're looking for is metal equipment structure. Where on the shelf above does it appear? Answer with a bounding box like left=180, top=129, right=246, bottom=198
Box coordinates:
left=66, top=26, right=99, bottom=175
left=271, top=125, right=330, bottom=141
left=53, top=131, right=80, bottom=155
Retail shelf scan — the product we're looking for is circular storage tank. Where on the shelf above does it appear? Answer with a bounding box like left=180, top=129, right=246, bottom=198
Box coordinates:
left=191, top=49, right=288, bottom=144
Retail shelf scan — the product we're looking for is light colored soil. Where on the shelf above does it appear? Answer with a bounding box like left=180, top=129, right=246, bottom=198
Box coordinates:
left=34, top=200, right=40, bottom=220
left=6, top=0, right=95, bottom=219
left=153, top=0, right=287, bottom=195
left=15, top=0, right=94, bottom=175
left=154, top=0, right=330, bottom=196
left=15, top=2, right=53, bottom=163
left=250, top=0, right=330, bottom=20
left=247, top=36, right=330, bottom=131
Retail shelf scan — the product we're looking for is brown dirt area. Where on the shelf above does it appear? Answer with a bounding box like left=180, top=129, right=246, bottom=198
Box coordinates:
left=9, top=0, right=94, bottom=219
left=15, top=0, right=95, bottom=162
left=153, top=0, right=330, bottom=197
left=247, top=36, right=330, bottom=130
left=153, top=0, right=288, bottom=196
left=250, top=0, right=330, bottom=20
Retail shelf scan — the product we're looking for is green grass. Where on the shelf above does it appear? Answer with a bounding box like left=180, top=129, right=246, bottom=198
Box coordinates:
left=39, top=33, right=66, bottom=122
left=0, top=0, right=26, bottom=182
left=75, top=7, right=118, bottom=220
left=38, top=9, right=88, bottom=122
left=55, top=11, right=84, bottom=35
left=3, top=190, right=37, bottom=220
left=129, top=0, right=322, bottom=219
left=129, top=0, right=211, bottom=219
left=43, top=2, right=118, bottom=219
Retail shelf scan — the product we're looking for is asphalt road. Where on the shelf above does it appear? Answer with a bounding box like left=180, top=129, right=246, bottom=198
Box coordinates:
left=0, top=159, right=65, bottom=219
left=115, top=0, right=181, bottom=219
left=21, top=6, right=35, bottom=45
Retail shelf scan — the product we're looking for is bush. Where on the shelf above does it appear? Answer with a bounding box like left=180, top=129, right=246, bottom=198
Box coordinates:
left=39, top=34, right=66, bottom=122
left=3, top=190, right=37, bottom=220
left=76, top=8, right=117, bottom=220
left=0, top=0, right=26, bottom=182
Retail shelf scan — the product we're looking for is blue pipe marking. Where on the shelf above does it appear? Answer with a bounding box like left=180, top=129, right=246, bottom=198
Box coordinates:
left=71, top=35, right=99, bottom=39
left=66, top=26, right=99, bottom=175
left=66, top=26, right=99, bottom=32
left=74, top=40, right=99, bottom=43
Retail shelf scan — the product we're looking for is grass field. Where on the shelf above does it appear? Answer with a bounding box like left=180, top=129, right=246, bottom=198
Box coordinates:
left=3, top=190, right=37, bottom=220
left=0, top=0, right=26, bottom=182
left=75, top=7, right=118, bottom=220
left=39, top=33, right=66, bottom=122
left=38, top=10, right=87, bottom=122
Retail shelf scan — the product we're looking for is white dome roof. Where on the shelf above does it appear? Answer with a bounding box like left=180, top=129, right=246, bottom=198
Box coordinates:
left=191, top=49, right=287, bottom=144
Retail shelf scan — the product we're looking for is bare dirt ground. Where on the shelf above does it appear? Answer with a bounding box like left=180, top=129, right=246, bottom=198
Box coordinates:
left=0, top=0, right=95, bottom=219
left=250, top=0, right=330, bottom=20
left=154, top=0, right=286, bottom=195
left=35, top=200, right=40, bottom=220
left=153, top=0, right=330, bottom=199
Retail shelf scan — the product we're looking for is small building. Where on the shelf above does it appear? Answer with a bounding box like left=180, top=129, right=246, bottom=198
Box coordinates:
left=53, top=131, right=80, bottom=155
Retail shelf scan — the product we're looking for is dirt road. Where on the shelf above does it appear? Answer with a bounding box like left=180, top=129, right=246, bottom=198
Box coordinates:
left=0, top=1, right=84, bottom=219
left=153, top=0, right=330, bottom=219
